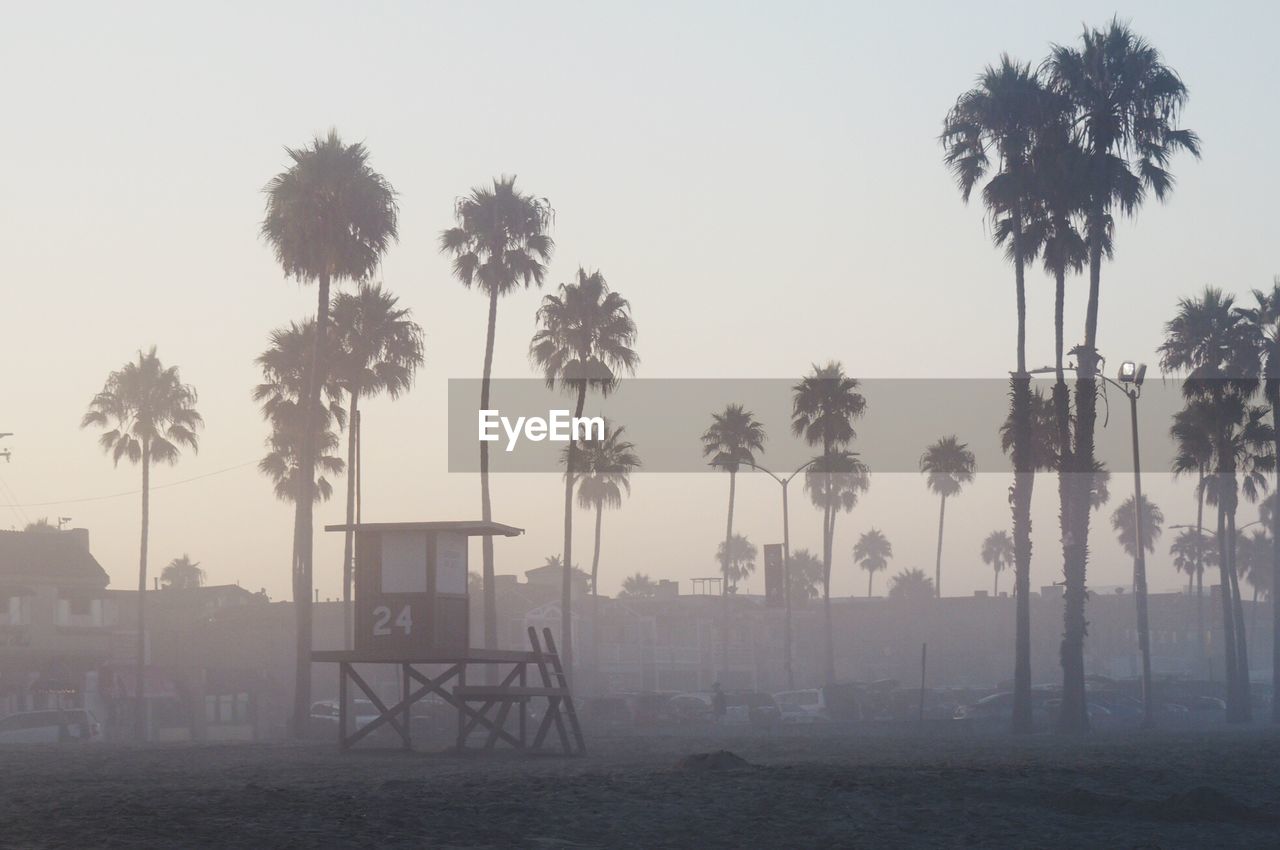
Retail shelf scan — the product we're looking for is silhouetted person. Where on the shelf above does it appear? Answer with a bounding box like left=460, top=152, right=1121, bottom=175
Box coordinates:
left=712, top=682, right=727, bottom=722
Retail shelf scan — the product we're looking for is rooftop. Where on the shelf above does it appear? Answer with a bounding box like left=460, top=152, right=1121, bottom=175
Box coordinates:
left=323, top=521, right=523, bottom=537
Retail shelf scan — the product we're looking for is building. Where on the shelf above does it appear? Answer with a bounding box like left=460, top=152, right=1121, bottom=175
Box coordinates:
left=0, top=528, right=113, bottom=716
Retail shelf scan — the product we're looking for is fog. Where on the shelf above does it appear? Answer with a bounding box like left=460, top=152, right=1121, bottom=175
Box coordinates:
left=0, top=2, right=1277, bottom=847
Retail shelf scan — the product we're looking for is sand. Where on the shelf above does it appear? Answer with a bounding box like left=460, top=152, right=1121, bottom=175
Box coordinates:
left=1, top=725, right=1277, bottom=848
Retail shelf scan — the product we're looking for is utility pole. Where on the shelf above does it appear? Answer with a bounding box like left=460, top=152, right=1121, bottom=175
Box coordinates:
left=0, top=433, right=12, bottom=464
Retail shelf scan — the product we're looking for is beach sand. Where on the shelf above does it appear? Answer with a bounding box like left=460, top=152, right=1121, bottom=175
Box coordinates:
left=1, top=726, right=1277, bottom=848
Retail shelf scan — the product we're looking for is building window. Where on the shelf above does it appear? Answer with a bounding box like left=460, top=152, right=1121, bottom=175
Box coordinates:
left=205, top=693, right=250, bottom=725
left=69, top=598, right=92, bottom=617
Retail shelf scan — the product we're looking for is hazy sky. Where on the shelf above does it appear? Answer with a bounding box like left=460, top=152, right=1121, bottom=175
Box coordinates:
left=1, top=2, right=1276, bottom=604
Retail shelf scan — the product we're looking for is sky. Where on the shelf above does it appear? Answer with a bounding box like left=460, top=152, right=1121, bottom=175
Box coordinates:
left=0, top=2, right=1276, bottom=603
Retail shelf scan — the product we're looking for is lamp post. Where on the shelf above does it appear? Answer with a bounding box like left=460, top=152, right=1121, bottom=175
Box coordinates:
left=1032, top=358, right=1153, bottom=726
left=746, top=458, right=817, bottom=690
left=1115, top=360, right=1155, bottom=728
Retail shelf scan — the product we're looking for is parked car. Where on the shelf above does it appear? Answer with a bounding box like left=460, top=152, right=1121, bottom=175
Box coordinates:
left=774, top=689, right=828, bottom=723
left=0, top=709, right=101, bottom=744
left=725, top=691, right=780, bottom=727
left=667, top=692, right=713, bottom=724
left=308, top=699, right=379, bottom=738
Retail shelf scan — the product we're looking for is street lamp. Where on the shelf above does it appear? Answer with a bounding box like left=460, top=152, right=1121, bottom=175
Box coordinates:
left=1030, top=357, right=1154, bottom=727
left=1114, top=360, right=1155, bottom=729
left=744, top=457, right=817, bottom=691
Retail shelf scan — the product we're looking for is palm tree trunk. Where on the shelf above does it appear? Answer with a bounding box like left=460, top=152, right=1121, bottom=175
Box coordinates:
left=1226, top=505, right=1250, bottom=720
left=933, top=495, right=946, bottom=598
left=994, top=568, right=998, bottom=597
left=134, top=442, right=151, bottom=742
left=1059, top=213, right=1105, bottom=735
left=1273, top=408, right=1280, bottom=724
left=342, top=389, right=360, bottom=649
left=479, top=288, right=499, bottom=654
left=1195, top=468, right=1206, bottom=671
left=822, top=501, right=835, bottom=685
left=590, top=501, right=603, bottom=689
left=1215, top=499, right=1239, bottom=720
left=721, top=469, right=738, bottom=684
left=291, top=272, right=328, bottom=737
left=561, top=382, right=588, bottom=684
left=868, top=571, right=873, bottom=598
left=1008, top=247, right=1039, bottom=737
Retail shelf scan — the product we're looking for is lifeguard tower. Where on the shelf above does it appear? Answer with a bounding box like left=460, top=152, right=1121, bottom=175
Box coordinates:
left=311, top=521, right=584, bottom=755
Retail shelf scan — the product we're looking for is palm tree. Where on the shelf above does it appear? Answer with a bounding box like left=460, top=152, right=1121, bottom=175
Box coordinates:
left=942, top=55, right=1046, bottom=734
left=792, top=362, right=866, bottom=684
left=1160, top=288, right=1271, bottom=721
left=1111, top=496, right=1165, bottom=563
left=330, top=283, right=424, bottom=645
left=716, top=534, right=758, bottom=592
left=888, top=569, right=935, bottom=602
left=531, top=269, right=638, bottom=679
left=703, top=404, right=766, bottom=681
left=1112, top=492, right=1164, bottom=720
left=788, top=549, right=823, bottom=603
left=573, top=421, right=639, bottom=681
left=1237, top=280, right=1280, bottom=722
left=262, top=131, right=397, bottom=735
left=981, top=531, right=1015, bottom=596
left=82, top=348, right=202, bottom=740
left=920, top=436, right=976, bottom=598
left=853, top=529, right=893, bottom=597
left=254, top=321, right=348, bottom=496
left=1172, top=396, right=1217, bottom=668
left=160, top=554, right=205, bottom=590
left=1237, top=528, right=1272, bottom=650
left=619, top=573, right=658, bottom=599
left=440, top=176, right=553, bottom=655
left=1047, top=19, right=1200, bottom=733
left=1169, top=528, right=1216, bottom=595
left=259, top=415, right=346, bottom=505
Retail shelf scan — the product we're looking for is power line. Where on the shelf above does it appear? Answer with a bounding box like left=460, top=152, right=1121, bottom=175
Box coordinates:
left=0, top=460, right=259, bottom=508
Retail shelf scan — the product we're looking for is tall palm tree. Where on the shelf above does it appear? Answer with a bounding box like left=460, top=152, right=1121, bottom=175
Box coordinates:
left=703, top=404, right=766, bottom=682
left=160, top=554, right=205, bottom=590
left=1237, top=279, right=1280, bottom=722
left=888, top=568, right=935, bottom=602
left=262, top=131, right=397, bottom=735
left=1112, top=491, right=1164, bottom=717
left=854, top=529, right=893, bottom=597
left=716, top=534, right=758, bottom=592
left=531, top=269, right=638, bottom=678
left=788, top=549, right=824, bottom=603
left=440, top=176, right=553, bottom=655
left=573, top=421, right=639, bottom=680
left=259, top=415, right=346, bottom=505
left=942, top=55, right=1046, bottom=734
left=1111, top=495, right=1165, bottom=562
left=1160, top=288, right=1269, bottom=721
left=1047, top=19, right=1200, bottom=733
left=1170, top=528, right=1215, bottom=595
left=1172, top=396, right=1217, bottom=668
left=82, top=348, right=202, bottom=740
left=330, top=283, right=424, bottom=646
left=981, top=531, right=1015, bottom=596
left=920, top=436, right=976, bottom=598
left=1236, top=527, right=1272, bottom=649
left=792, top=362, right=866, bottom=684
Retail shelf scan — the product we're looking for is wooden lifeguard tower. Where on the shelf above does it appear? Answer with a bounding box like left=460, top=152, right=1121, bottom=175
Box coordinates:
left=311, top=521, right=584, bottom=755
